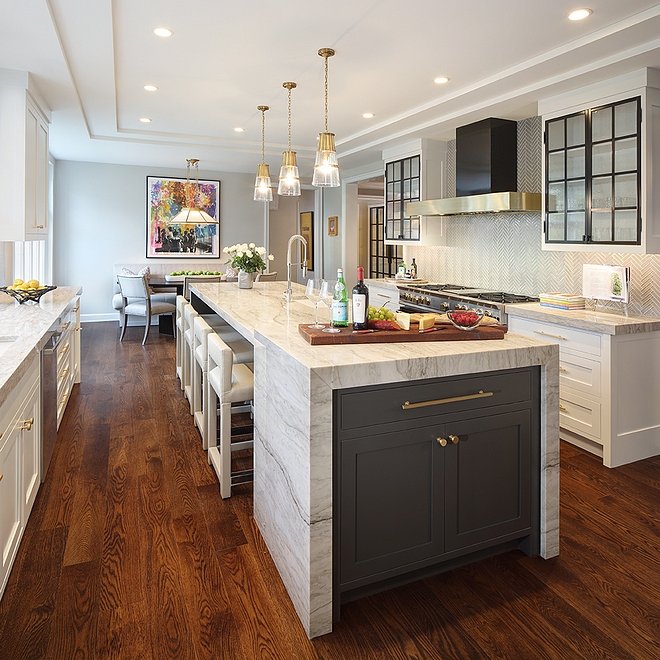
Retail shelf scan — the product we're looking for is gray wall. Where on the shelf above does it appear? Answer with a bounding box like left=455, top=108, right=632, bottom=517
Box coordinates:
left=53, top=160, right=263, bottom=320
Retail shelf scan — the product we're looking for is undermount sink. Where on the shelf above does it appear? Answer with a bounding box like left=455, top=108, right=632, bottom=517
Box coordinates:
left=0, top=335, right=18, bottom=355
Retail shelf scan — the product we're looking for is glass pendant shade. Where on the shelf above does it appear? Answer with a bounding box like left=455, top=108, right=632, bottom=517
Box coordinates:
left=278, top=150, right=301, bottom=196
left=253, top=163, right=273, bottom=202
left=170, top=158, right=218, bottom=224
left=312, top=131, right=340, bottom=187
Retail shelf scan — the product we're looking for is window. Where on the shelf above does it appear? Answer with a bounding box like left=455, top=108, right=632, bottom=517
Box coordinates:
left=545, top=97, right=641, bottom=245
left=385, top=155, right=421, bottom=241
left=369, top=206, right=402, bottom=278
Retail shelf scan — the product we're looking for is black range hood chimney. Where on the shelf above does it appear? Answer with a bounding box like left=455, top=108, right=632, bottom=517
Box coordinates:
left=406, top=117, right=541, bottom=216
left=456, top=117, right=517, bottom=197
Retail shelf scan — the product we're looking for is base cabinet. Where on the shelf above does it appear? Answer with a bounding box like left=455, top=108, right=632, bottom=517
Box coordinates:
left=0, top=359, right=41, bottom=599
left=334, top=367, right=540, bottom=604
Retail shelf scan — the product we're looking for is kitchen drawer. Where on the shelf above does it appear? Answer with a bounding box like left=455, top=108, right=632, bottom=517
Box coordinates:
left=57, top=330, right=73, bottom=370
left=509, top=316, right=601, bottom=358
left=370, top=286, right=399, bottom=311
left=57, top=370, right=74, bottom=428
left=560, top=391, right=601, bottom=442
left=339, top=368, right=535, bottom=433
left=560, top=352, right=601, bottom=398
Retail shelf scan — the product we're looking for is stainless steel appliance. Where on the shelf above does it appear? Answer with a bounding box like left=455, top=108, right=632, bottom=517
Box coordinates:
left=39, top=323, right=63, bottom=481
left=397, top=283, right=539, bottom=324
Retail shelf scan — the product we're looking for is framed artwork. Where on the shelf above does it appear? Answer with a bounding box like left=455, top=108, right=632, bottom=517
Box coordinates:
left=300, top=211, right=314, bottom=271
left=146, top=176, right=221, bottom=258
left=328, top=215, right=338, bottom=236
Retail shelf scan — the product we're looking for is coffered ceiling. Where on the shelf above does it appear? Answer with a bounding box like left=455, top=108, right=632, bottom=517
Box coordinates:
left=2, top=0, right=660, bottom=177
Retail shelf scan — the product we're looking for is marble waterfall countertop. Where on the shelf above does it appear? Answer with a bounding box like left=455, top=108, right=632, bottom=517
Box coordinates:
left=0, top=287, right=82, bottom=407
left=190, top=280, right=560, bottom=639
left=505, top=302, right=660, bottom=335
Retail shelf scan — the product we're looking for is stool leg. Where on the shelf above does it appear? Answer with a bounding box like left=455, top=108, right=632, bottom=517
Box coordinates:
left=219, top=401, right=232, bottom=498
left=207, top=381, right=218, bottom=458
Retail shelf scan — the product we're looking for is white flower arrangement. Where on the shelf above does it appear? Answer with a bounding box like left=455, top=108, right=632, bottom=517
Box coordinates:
left=223, top=243, right=274, bottom=273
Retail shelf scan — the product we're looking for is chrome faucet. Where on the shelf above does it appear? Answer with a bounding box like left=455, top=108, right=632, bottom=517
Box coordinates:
left=284, top=234, right=308, bottom=302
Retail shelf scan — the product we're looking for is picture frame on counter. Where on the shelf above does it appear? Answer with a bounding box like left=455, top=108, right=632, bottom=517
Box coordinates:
left=328, top=215, right=338, bottom=236
left=300, top=211, right=314, bottom=270
left=146, top=175, right=221, bottom=259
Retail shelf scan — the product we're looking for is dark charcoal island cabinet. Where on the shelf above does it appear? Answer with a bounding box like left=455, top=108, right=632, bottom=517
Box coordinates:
left=333, top=367, right=541, bottom=613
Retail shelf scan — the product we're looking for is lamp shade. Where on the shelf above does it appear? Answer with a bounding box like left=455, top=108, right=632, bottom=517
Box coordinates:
left=278, top=150, right=301, bottom=196
left=312, top=131, right=340, bottom=187
left=254, top=163, right=273, bottom=202
left=170, top=207, right=216, bottom=224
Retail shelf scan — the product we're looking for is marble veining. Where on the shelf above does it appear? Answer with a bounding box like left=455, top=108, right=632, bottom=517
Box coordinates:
left=505, top=302, right=660, bottom=335
left=0, top=287, right=82, bottom=408
left=191, top=281, right=560, bottom=638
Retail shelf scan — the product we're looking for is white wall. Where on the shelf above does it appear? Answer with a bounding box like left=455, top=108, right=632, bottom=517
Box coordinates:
left=321, top=187, right=343, bottom=282
left=53, top=160, right=263, bottom=320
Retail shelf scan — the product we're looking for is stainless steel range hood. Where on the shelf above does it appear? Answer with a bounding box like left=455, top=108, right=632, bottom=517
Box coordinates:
left=407, top=191, right=541, bottom=216
left=406, top=117, right=541, bottom=217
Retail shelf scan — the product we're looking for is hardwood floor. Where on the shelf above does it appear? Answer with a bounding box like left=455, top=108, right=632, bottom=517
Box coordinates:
left=2, top=320, right=660, bottom=659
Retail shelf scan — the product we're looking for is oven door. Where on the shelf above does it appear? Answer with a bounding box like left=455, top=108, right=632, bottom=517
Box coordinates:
left=399, top=302, right=433, bottom=315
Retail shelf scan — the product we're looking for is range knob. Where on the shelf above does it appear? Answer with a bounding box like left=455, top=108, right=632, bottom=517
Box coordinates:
left=456, top=304, right=468, bottom=311
left=440, top=302, right=449, bottom=311
left=424, top=297, right=430, bottom=305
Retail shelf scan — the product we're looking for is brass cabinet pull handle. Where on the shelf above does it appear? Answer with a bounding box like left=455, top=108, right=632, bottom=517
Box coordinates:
left=437, top=437, right=448, bottom=447
left=559, top=404, right=567, bottom=411
left=0, top=473, right=3, bottom=481
left=59, top=368, right=69, bottom=380
left=559, top=366, right=568, bottom=372
left=534, top=330, right=567, bottom=341
left=59, top=321, right=71, bottom=331
left=20, top=417, right=34, bottom=431
left=403, top=390, right=493, bottom=410
left=437, top=435, right=460, bottom=447
left=35, top=225, right=45, bottom=229
left=61, top=343, right=70, bottom=355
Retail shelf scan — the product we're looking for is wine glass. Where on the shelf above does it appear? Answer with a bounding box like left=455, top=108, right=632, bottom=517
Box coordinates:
left=320, top=280, right=341, bottom=333
left=305, top=279, right=325, bottom=328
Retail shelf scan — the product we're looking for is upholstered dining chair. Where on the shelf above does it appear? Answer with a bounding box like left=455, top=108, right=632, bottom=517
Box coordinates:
left=117, top=275, right=176, bottom=345
left=255, top=271, right=277, bottom=281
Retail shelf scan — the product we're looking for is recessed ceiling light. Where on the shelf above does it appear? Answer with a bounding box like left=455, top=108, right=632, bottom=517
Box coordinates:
left=234, top=127, right=244, bottom=133
left=144, top=85, right=158, bottom=91
left=362, top=113, right=374, bottom=119
left=153, top=27, right=173, bottom=37
left=140, top=117, right=152, bottom=123
left=568, top=8, right=592, bottom=20
left=434, top=76, right=449, bottom=84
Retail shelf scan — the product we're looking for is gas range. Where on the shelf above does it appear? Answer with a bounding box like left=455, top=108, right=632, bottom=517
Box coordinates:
left=397, top=283, right=539, bottom=324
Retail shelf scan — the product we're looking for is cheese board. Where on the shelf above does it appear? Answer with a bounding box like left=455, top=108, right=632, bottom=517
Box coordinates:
left=298, top=323, right=507, bottom=345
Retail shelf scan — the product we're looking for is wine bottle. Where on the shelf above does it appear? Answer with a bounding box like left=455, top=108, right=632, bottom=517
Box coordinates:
left=332, top=268, right=349, bottom=327
left=352, top=266, right=369, bottom=330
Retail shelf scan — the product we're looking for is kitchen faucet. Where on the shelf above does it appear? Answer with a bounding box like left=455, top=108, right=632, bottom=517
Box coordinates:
left=284, top=234, right=308, bottom=302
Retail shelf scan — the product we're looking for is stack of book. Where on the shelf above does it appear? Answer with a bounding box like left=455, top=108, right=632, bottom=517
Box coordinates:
left=539, top=292, right=586, bottom=310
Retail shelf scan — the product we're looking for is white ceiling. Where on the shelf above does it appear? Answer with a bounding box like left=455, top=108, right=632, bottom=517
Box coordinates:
left=2, top=0, right=660, bottom=178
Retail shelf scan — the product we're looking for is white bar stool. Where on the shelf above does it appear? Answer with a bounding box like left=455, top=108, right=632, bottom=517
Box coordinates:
left=206, top=333, right=254, bottom=498
left=175, top=295, right=187, bottom=388
left=192, top=316, right=213, bottom=446
left=183, top=304, right=199, bottom=410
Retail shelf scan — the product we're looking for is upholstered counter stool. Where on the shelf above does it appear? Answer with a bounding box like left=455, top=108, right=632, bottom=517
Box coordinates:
left=175, top=295, right=187, bottom=388
left=206, top=333, right=254, bottom=498
left=183, top=304, right=199, bottom=410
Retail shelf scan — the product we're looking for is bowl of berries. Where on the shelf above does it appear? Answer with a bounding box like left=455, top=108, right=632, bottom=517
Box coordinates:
left=446, top=309, right=485, bottom=331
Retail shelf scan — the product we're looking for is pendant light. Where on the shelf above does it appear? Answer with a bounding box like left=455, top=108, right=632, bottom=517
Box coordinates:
left=312, top=48, right=340, bottom=187
left=253, top=105, right=273, bottom=202
left=278, top=82, right=301, bottom=197
left=170, top=158, right=217, bottom=224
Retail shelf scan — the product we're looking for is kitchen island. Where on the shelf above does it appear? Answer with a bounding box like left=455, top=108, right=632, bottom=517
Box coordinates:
left=191, top=281, right=560, bottom=638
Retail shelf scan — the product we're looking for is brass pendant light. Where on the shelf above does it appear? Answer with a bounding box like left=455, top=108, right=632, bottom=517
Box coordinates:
left=278, top=82, right=301, bottom=197
left=312, top=48, right=340, bottom=187
left=253, top=105, right=273, bottom=202
left=170, top=158, right=217, bottom=224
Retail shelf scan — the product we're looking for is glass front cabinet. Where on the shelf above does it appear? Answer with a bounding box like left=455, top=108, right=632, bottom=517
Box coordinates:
left=540, top=73, right=660, bottom=254
left=382, top=139, right=447, bottom=246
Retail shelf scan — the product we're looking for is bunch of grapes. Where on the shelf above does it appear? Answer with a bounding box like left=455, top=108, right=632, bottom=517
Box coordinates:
left=367, top=305, right=395, bottom=321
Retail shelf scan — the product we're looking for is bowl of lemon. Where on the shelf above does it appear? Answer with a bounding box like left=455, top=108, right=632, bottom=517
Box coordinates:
left=0, top=279, right=57, bottom=304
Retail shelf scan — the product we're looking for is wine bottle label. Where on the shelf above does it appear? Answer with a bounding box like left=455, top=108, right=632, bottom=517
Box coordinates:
left=352, top=294, right=367, bottom=323
left=332, top=301, right=348, bottom=323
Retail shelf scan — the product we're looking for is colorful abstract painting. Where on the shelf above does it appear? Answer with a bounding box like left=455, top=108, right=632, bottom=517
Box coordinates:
left=146, top=176, right=221, bottom=258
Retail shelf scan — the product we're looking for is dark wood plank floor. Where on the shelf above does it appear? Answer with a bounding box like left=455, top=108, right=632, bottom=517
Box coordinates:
left=2, top=320, right=660, bottom=659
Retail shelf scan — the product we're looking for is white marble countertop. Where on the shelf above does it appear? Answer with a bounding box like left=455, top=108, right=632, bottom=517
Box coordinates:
left=0, top=287, right=82, bottom=407
left=191, top=281, right=559, bottom=377
left=505, top=302, right=660, bottom=335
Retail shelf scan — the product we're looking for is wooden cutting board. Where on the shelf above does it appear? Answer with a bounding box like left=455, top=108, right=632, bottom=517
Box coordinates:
left=298, top=323, right=507, bottom=345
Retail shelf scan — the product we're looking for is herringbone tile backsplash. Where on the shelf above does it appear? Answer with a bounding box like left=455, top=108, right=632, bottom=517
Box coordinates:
left=405, top=116, right=660, bottom=316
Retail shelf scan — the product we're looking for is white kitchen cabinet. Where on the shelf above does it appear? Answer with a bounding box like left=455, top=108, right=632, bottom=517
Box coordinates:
left=508, top=312, right=660, bottom=467
left=0, top=357, right=40, bottom=599
left=539, top=68, right=660, bottom=254
left=0, top=69, right=51, bottom=242
left=56, top=298, right=80, bottom=428
left=382, top=139, right=447, bottom=246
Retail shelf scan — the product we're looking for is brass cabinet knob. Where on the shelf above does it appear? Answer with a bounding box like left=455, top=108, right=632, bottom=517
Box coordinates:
left=436, top=437, right=448, bottom=447
left=20, top=417, right=34, bottom=431
left=0, top=473, right=3, bottom=481
left=449, top=434, right=460, bottom=444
